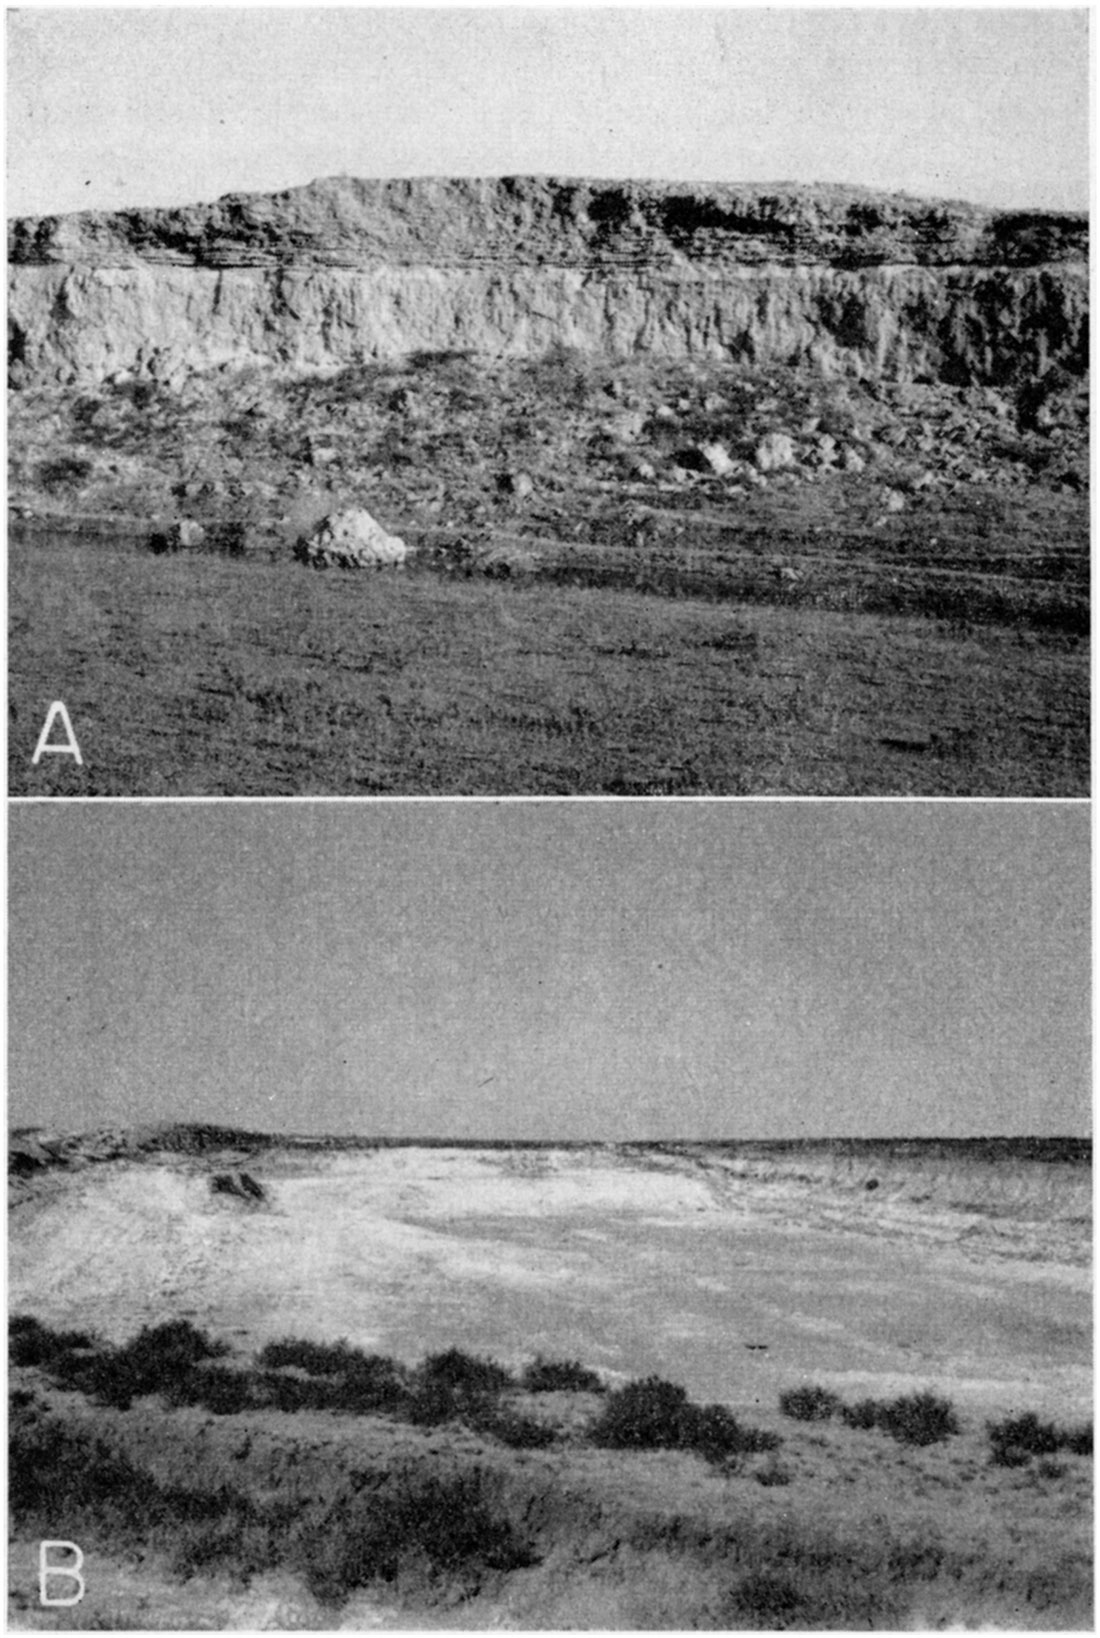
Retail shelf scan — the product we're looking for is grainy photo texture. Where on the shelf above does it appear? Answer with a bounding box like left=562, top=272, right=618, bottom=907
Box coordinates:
left=7, top=802, right=1092, bottom=1629
left=6, top=9, right=1089, bottom=795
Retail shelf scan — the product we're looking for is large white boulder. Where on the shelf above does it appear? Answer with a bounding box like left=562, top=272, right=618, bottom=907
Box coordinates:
left=754, top=431, right=797, bottom=472
left=295, top=508, right=408, bottom=569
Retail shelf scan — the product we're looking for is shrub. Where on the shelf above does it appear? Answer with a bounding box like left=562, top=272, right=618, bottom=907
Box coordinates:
left=300, top=1471, right=536, bottom=1603
left=470, top=1404, right=558, bottom=1449
left=114, top=1321, right=229, bottom=1400
left=405, top=1377, right=473, bottom=1428
left=37, top=455, right=94, bottom=491
left=988, top=1412, right=1091, bottom=1465
left=187, top=1367, right=256, bottom=1416
left=779, top=1384, right=842, bottom=1423
left=875, top=1392, right=959, bottom=1447
left=589, top=1375, right=690, bottom=1450
left=680, top=1402, right=781, bottom=1465
left=522, top=1355, right=604, bottom=1394
left=259, top=1337, right=363, bottom=1376
left=419, top=1348, right=512, bottom=1396
left=10, top=1315, right=96, bottom=1367
left=53, top=1320, right=232, bottom=1410
left=1063, top=1423, right=1092, bottom=1457
left=754, top=1461, right=793, bottom=1487
left=337, top=1355, right=410, bottom=1413
left=840, top=1398, right=882, bottom=1431
left=258, top=1345, right=409, bottom=1416
left=728, top=1570, right=806, bottom=1625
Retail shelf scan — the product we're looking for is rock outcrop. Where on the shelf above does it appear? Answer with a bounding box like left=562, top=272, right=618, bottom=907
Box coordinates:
left=8, top=176, right=1088, bottom=389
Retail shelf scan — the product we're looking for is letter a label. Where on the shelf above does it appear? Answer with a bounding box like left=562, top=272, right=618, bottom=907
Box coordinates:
left=32, top=701, right=83, bottom=765
left=39, top=1540, right=85, bottom=1606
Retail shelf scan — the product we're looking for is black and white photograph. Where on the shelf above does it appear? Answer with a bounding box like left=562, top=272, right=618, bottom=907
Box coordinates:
left=7, top=800, right=1092, bottom=1628
left=6, top=5, right=1092, bottom=1631
left=6, top=7, right=1088, bottom=796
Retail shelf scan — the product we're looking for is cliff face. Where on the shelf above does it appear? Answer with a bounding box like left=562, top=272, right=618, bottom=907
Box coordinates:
left=7, top=176, right=1088, bottom=387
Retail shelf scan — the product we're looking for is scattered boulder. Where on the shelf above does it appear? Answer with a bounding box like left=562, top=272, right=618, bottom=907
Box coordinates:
left=470, top=543, right=538, bottom=579
left=210, top=1170, right=267, bottom=1205
left=148, top=518, right=206, bottom=554
left=755, top=431, right=796, bottom=472
left=679, top=441, right=736, bottom=477
left=602, top=409, right=647, bottom=442
left=294, top=508, right=408, bottom=569
left=497, top=470, right=534, bottom=500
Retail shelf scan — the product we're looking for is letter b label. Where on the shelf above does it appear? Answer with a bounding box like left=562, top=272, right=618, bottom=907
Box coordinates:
left=39, top=1540, right=85, bottom=1606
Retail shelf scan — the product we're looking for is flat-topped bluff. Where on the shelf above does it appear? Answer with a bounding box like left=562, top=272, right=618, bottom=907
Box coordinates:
left=7, top=176, right=1089, bottom=386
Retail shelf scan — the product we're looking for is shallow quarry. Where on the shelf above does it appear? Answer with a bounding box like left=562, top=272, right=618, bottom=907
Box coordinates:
left=8, top=1135, right=1092, bottom=1629
left=11, top=1139, right=1090, bottom=1418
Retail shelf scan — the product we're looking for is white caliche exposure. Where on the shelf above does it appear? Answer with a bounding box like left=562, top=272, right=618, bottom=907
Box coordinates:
left=6, top=176, right=1088, bottom=390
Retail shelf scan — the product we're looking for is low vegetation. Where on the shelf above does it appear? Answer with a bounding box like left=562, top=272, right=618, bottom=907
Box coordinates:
left=522, top=1354, right=605, bottom=1393
left=8, top=1316, right=1092, bottom=1626
left=988, top=1411, right=1093, bottom=1466
left=778, top=1383, right=843, bottom=1422
left=782, top=1382, right=961, bottom=1446
left=590, top=1375, right=780, bottom=1466
left=10, top=1320, right=780, bottom=1466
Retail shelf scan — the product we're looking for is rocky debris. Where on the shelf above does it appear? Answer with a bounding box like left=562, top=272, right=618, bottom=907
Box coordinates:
left=497, top=470, right=534, bottom=500
left=600, top=409, right=648, bottom=443
left=6, top=352, right=1087, bottom=598
left=697, top=441, right=737, bottom=477
left=470, top=542, right=538, bottom=578
left=294, top=508, right=408, bottom=569
left=880, top=725, right=934, bottom=752
left=210, top=1170, right=267, bottom=1206
left=148, top=518, right=206, bottom=553
left=755, top=432, right=797, bottom=473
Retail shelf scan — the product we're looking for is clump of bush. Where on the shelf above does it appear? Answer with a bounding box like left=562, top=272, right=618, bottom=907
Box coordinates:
left=10, top=1315, right=96, bottom=1368
left=873, top=1392, right=959, bottom=1447
left=522, top=1355, right=605, bottom=1393
left=779, top=1384, right=842, bottom=1423
left=589, top=1374, right=779, bottom=1467
left=590, top=1374, right=690, bottom=1450
left=839, top=1398, right=881, bottom=1431
left=11, top=1315, right=232, bottom=1411
left=783, top=1384, right=959, bottom=1446
left=260, top=1337, right=365, bottom=1376
left=298, top=1470, right=537, bottom=1604
left=420, top=1348, right=513, bottom=1396
left=988, top=1412, right=1093, bottom=1467
left=467, top=1404, right=558, bottom=1450
left=682, top=1401, right=781, bottom=1463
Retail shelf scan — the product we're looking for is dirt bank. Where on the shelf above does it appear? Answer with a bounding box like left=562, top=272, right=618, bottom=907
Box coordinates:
left=8, top=177, right=1087, bottom=388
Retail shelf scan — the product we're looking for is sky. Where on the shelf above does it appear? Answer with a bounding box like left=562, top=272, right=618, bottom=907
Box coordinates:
left=6, top=7, right=1089, bottom=219
left=8, top=802, right=1090, bottom=1141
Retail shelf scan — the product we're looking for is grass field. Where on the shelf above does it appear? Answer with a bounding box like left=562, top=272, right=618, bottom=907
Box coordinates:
left=9, top=533, right=1087, bottom=795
